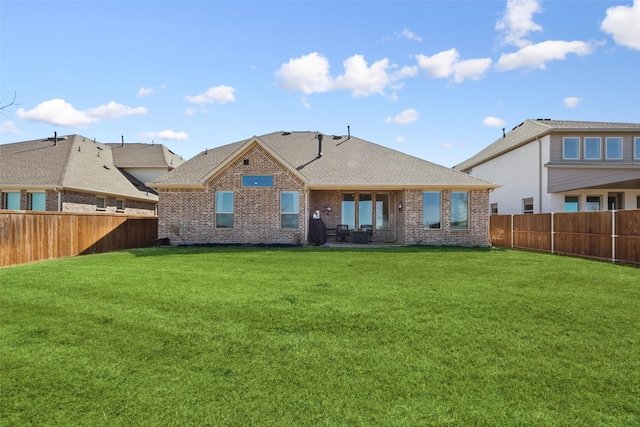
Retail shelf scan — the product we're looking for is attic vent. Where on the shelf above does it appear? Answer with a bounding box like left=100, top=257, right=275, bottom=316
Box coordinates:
left=96, top=146, right=103, bottom=150
left=243, top=159, right=249, bottom=165
left=282, top=132, right=291, bottom=136
left=168, top=149, right=175, bottom=155
left=103, top=165, right=111, bottom=170
left=333, top=135, right=342, bottom=140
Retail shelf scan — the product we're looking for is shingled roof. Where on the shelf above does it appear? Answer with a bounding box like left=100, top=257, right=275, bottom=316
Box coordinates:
left=0, top=135, right=158, bottom=202
left=453, top=119, right=640, bottom=172
left=151, top=131, right=498, bottom=190
left=106, top=143, right=185, bottom=169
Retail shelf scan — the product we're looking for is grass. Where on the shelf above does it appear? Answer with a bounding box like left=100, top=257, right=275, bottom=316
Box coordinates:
left=1, top=246, right=639, bottom=426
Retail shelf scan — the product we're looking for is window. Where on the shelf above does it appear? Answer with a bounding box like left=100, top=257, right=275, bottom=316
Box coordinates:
left=490, top=203, right=498, bottom=216
left=375, top=193, right=390, bottom=230
left=637, top=196, right=640, bottom=209
left=584, top=137, right=601, bottom=160
left=523, top=197, right=534, bottom=214
left=4, top=192, right=20, bottom=210
left=605, top=137, right=623, bottom=160
left=216, top=191, right=234, bottom=228
left=116, top=199, right=125, bottom=212
left=565, top=196, right=579, bottom=212
left=96, top=197, right=106, bottom=211
left=341, top=193, right=355, bottom=229
left=423, top=192, right=441, bottom=229
left=563, top=137, right=580, bottom=160
left=358, top=193, right=372, bottom=229
left=451, top=192, right=469, bottom=230
left=280, top=191, right=299, bottom=229
left=242, top=175, right=273, bottom=187
left=29, top=193, right=46, bottom=211
left=634, top=137, right=640, bottom=160
left=586, top=196, right=601, bottom=211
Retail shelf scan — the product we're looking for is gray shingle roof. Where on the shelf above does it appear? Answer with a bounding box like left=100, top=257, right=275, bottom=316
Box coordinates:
left=106, top=143, right=185, bottom=169
left=152, top=131, right=498, bottom=189
left=454, top=119, right=640, bottom=172
left=0, top=135, right=158, bottom=201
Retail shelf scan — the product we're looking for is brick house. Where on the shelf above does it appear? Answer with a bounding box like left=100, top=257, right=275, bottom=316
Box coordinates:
left=0, top=134, right=183, bottom=215
left=150, top=131, right=498, bottom=246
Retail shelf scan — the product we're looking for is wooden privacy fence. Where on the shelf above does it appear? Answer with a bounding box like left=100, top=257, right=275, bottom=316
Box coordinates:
left=0, top=211, right=158, bottom=267
left=490, top=210, right=640, bottom=265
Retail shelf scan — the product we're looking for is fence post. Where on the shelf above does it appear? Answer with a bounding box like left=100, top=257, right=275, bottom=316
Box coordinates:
left=611, top=210, right=616, bottom=264
left=511, top=214, right=514, bottom=248
left=551, top=212, right=554, bottom=254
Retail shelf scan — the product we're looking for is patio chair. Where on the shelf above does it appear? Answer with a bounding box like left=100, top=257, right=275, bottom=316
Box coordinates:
left=360, top=224, right=373, bottom=242
left=336, top=224, right=350, bottom=242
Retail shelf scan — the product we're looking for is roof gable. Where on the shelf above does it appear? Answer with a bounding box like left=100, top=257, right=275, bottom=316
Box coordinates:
left=454, top=119, right=640, bottom=171
left=152, top=131, right=498, bottom=189
left=106, top=143, right=185, bottom=169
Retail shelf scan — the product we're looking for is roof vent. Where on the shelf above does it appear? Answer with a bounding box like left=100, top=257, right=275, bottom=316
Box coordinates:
left=317, top=133, right=323, bottom=158
left=282, top=131, right=291, bottom=136
left=103, top=165, right=110, bottom=170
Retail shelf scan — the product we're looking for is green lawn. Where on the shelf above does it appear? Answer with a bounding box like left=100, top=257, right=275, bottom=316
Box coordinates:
left=1, top=246, right=638, bottom=426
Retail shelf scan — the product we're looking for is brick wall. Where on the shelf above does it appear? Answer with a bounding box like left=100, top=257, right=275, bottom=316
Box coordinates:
left=0, top=189, right=155, bottom=215
left=158, top=145, right=306, bottom=245
left=402, top=189, right=490, bottom=246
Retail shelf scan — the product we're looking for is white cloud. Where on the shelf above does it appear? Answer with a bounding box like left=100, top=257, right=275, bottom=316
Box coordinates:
left=496, top=40, right=595, bottom=71
left=275, top=52, right=333, bottom=94
left=482, top=116, right=507, bottom=127
left=396, top=136, right=406, bottom=143
left=385, top=109, right=420, bottom=124
left=301, top=97, right=311, bottom=109
left=16, top=99, right=98, bottom=127
left=496, top=0, right=543, bottom=47
left=137, top=87, right=154, bottom=97
left=564, top=96, right=584, bottom=108
left=601, top=0, right=640, bottom=50
left=86, top=101, right=147, bottom=119
left=392, top=65, right=419, bottom=80
left=0, top=121, right=20, bottom=134
left=334, top=55, right=392, bottom=97
left=440, top=143, right=453, bottom=149
left=16, top=99, right=147, bottom=127
left=184, top=85, right=236, bottom=104
left=415, top=49, right=492, bottom=82
left=184, top=107, right=197, bottom=116
left=139, top=130, right=188, bottom=141
left=453, top=58, right=493, bottom=82
left=398, top=28, right=423, bottom=42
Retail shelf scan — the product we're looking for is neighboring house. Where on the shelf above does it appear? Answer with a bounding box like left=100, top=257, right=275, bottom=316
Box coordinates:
left=149, top=131, right=499, bottom=246
left=0, top=134, right=176, bottom=215
left=106, top=142, right=185, bottom=183
left=454, top=119, right=640, bottom=215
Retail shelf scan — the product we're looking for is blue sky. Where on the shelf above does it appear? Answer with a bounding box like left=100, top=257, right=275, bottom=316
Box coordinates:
left=1, top=0, right=639, bottom=167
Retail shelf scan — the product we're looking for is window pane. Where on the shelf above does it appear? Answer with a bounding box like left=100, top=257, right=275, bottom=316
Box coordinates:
left=216, top=191, right=234, bottom=213
left=606, top=137, right=622, bottom=159
left=586, top=196, right=601, bottom=211
left=341, top=193, right=355, bottom=229
left=375, top=193, right=389, bottom=230
left=584, top=137, right=601, bottom=159
left=423, top=192, right=441, bottom=229
left=216, top=191, right=234, bottom=228
left=635, top=137, right=640, bottom=160
left=565, top=196, right=579, bottom=212
left=216, top=213, right=234, bottom=228
left=451, top=192, right=468, bottom=229
left=30, top=193, right=46, bottom=211
left=523, top=197, right=533, bottom=214
left=6, top=192, right=20, bottom=210
left=242, top=175, right=274, bottom=187
left=563, top=137, right=580, bottom=159
left=281, top=192, right=299, bottom=229
left=280, top=192, right=299, bottom=214
left=358, top=193, right=372, bottom=228
left=97, top=197, right=106, bottom=210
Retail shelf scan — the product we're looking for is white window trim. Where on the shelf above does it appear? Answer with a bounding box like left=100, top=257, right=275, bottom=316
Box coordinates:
left=562, top=137, right=581, bottom=160
left=450, top=191, right=469, bottom=230
left=523, top=197, right=534, bottom=214
left=422, top=191, right=442, bottom=230
left=96, top=196, right=107, bottom=211
left=634, top=137, right=640, bottom=161
left=116, top=199, right=125, bottom=212
left=280, top=191, right=299, bottom=229
left=586, top=195, right=602, bottom=212
left=215, top=191, right=234, bottom=229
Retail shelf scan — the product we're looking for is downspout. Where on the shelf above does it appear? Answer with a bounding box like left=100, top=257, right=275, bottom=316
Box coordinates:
left=538, top=137, right=543, bottom=213
left=304, top=189, right=309, bottom=244
left=53, top=187, right=62, bottom=211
